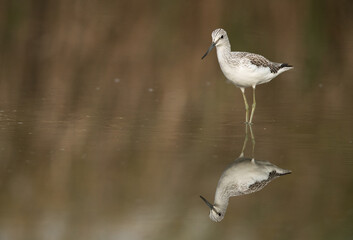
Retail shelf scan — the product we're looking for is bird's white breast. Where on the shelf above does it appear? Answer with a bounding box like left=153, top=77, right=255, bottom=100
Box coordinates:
left=216, top=48, right=277, bottom=88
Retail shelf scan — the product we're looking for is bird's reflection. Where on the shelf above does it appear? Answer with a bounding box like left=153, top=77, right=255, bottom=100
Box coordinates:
left=200, top=125, right=291, bottom=222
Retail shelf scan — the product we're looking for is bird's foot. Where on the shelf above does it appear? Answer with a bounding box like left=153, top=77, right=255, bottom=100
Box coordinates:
left=244, top=121, right=254, bottom=125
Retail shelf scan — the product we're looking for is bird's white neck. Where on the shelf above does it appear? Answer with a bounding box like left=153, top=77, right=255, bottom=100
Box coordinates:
left=214, top=190, right=230, bottom=213
left=216, top=42, right=231, bottom=53
left=215, top=43, right=232, bottom=64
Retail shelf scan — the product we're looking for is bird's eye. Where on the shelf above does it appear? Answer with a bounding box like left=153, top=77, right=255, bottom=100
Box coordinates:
left=220, top=35, right=224, bottom=39
left=218, top=213, right=221, bottom=216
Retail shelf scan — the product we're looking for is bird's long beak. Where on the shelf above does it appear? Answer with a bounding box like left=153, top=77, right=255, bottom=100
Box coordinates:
left=201, top=42, right=215, bottom=59
left=200, top=195, right=221, bottom=217
left=200, top=195, right=214, bottom=209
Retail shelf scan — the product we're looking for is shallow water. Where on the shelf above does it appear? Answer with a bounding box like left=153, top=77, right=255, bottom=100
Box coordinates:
left=1, top=81, right=352, bottom=240
left=1, top=1, right=353, bottom=240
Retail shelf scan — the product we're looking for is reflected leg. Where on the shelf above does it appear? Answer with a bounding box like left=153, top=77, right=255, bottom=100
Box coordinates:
left=248, top=124, right=255, bottom=158
left=249, top=86, right=256, bottom=124
left=240, top=124, right=249, bottom=157
left=240, top=88, right=249, bottom=123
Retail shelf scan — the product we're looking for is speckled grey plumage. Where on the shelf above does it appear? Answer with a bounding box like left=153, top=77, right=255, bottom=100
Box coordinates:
left=201, top=28, right=293, bottom=123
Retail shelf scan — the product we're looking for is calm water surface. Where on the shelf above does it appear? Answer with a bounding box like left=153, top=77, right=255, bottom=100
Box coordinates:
left=1, top=1, right=353, bottom=240
left=1, top=83, right=352, bottom=240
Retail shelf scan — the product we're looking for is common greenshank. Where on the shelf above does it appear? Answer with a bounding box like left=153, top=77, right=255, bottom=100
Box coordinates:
left=200, top=157, right=291, bottom=222
left=202, top=28, right=293, bottom=124
left=200, top=125, right=291, bottom=222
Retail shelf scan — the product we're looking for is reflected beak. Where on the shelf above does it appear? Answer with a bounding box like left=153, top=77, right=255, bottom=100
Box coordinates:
left=200, top=195, right=222, bottom=216
left=201, top=42, right=215, bottom=59
left=200, top=195, right=214, bottom=210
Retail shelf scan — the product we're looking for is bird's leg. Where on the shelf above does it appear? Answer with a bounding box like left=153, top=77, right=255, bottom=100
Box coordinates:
left=249, top=86, right=256, bottom=124
left=249, top=124, right=255, bottom=158
left=240, top=124, right=249, bottom=157
left=240, top=88, right=249, bottom=123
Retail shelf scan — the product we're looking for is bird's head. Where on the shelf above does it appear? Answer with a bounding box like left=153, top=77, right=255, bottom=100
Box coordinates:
left=200, top=195, right=225, bottom=222
left=211, top=28, right=228, bottom=47
left=202, top=28, right=229, bottom=59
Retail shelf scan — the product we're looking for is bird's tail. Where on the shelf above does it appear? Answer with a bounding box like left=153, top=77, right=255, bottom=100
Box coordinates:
left=277, top=169, right=292, bottom=176
left=280, top=63, right=293, bottom=68
left=278, top=63, right=293, bottom=74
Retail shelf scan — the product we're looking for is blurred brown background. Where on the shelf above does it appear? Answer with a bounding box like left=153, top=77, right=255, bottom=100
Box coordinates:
left=1, top=0, right=353, bottom=239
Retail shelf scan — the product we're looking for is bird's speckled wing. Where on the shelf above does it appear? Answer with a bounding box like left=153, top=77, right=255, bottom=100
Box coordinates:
left=221, top=170, right=280, bottom=198
left=232, top=52, right=283, bottom=73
